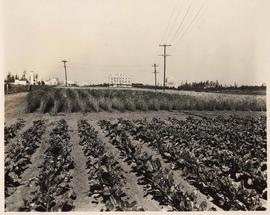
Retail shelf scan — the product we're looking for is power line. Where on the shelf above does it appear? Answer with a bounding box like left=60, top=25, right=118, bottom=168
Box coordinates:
left=68, top=65, right=149, bottom=70
left=161, top=0, right=185, bottom=44
left=67, top=65, right=150, bottom=75
left=160, top=1, right=179, bottom=44
left=152, top=63, right=159, bottom=91
left=173, top=4, right=205, bottom=46
left=169, top=4, right=192, bottom=44
left=68, top=63, right=150, bottom=68
left=159, top=44, right=171, bottom=92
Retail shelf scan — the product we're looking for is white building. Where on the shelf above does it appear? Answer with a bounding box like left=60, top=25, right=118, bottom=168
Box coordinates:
left=77, top=81, right=91, bottom=87
left=30, top=71, right=35, bottom=85
left=29, top=71, right=39, bottom=85
left=58, top=80, right=76, bottom=86
left=108, top=73, right=132, bottom=87
left=45, top=78, right=59, bottom=86
left=67, top=80, right=76, bottom=86
left=14, top=79, right=27, bottom=85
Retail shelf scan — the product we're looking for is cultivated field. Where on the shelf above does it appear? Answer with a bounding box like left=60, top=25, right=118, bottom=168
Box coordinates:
left=4, top=88, right=267, bottom=211
left=26, top=88, right=266, bottom=113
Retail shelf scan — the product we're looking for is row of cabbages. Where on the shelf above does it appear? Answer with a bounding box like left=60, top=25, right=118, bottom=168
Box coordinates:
left=116, top=116, right=266, bottom=210
left=78, top=120, right=142, bottom=211
left=99, top=120, right=211, bottom=211
left=4, top=119, right=25, bottom=145
left=5, top=120, right=45, bottom=197
left=20, top=119, right=76, bottom=211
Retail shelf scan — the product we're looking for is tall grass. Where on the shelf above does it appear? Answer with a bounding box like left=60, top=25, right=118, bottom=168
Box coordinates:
left=26, top=88, right=266, bottom=113
left=39, top=90, right=54, bottom=113
left=26, top=90, right=45, bottom=112
left=111, top=97, right=125, bottom=112
left=75, top=89, right=89, bottom=113
left=52, top=88, right=65, bottom=113
left=99, top=97, right=112, bottom=111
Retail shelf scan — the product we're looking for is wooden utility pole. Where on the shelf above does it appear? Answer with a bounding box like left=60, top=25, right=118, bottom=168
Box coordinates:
left=159, top=44, right=171, bottom=91
left=152, top=64, right=159, bottom=91
left=62, top=60, right=68, bottom=87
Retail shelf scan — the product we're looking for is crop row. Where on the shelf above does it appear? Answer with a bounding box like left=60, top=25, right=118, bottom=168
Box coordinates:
left=4, top=119, right=25, bottom=145
left=115, top=116, right=266, bottom=210
left=26, top=88, right=266, bottom=113
left=5, top=120, right=45, bottom=198
left=99, top=120, right=213, bottom=211
left=78, top=120, right=141, bottom=211
left=20, top=119, right=76, bottom=211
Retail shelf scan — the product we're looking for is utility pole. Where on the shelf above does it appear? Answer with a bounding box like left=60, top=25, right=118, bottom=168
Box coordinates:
left=159, top=44, right=171, bottom=91
left=152, top=64, right=159, bottom=91
left=62, top=60, right=68, bottom=87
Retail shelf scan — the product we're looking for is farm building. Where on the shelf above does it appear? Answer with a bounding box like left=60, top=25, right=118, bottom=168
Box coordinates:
left=45, top=78, right=59, bottom=86
left=14, top=79, right=28, bottom=85
left=108, top=73, right=132, bottom=87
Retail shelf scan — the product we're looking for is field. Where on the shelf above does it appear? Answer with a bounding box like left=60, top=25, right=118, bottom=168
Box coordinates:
left=26, top=88, right=266, bottom=113
left=4, top=88, right=267, bottom=211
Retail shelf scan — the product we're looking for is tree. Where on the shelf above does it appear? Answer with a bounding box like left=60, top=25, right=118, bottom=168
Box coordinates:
left=6, top=72, right=15, bottom=83
left=21, top=70, right=27, bottom=81
left=6, top=72, right=12, bottom=82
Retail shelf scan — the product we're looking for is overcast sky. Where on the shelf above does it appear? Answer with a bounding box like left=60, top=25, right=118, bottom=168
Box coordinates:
left=3, top=0, right=270, bottom=85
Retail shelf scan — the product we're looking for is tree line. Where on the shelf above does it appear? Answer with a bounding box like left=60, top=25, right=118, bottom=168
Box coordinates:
left=5, top=71, right=45, bottom=85
left=177, top=80, right=266, bottom=92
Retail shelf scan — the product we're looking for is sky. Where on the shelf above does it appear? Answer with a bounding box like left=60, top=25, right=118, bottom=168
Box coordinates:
left=2, top=0, right=270, bottom=85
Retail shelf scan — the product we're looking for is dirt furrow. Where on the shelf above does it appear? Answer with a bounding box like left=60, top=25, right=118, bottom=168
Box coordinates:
left=67, top=119, right=104, bottom=211
left=90, top=121, right=163, bottom=211
left=125, top=134, right=223, bottom=211
left=5, top=119, right=53, bottom=211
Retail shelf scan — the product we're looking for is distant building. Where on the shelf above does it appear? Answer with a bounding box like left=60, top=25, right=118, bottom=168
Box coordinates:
left=78, top=81, right=91, bottom=87
left=45, top=78, right=59, bottom=86
left=166, top=77, right=178, bottom=88
left=132, top=83, right=144, bottom=87
left=67, top=80, right=76, bottom=86
left=58, top=80, right=76, bottom=86
left=29, top=71, right=39, bottom=85
left=14, top=79, right=27, bottom=85
left=108, top=73, right=132, bottom=87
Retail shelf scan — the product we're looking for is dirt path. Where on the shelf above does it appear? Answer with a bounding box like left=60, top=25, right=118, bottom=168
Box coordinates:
left=67, top=119, right=104, bottom=211
left=5, top=119, right=53, bottom=211
left=5, top=92, right=28, bottom=122
left=91, top=121, right=163, bottom=211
